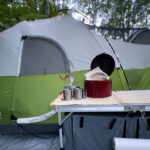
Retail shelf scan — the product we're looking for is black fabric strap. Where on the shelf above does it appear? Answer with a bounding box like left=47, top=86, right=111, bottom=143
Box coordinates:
left=80, top=117, right=84, bottom=128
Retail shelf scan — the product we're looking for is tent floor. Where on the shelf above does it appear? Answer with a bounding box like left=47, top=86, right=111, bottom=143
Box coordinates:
left=0, top=124, right=59, bottom=150
left=0, top=134, right=59, bottom=150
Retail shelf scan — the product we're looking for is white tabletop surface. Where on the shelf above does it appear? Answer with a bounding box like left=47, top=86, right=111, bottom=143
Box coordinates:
left=51, top=90, right=150, bottom=106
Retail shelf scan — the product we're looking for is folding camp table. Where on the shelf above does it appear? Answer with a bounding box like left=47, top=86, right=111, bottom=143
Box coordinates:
left=50, top=90, right=150, bottom=150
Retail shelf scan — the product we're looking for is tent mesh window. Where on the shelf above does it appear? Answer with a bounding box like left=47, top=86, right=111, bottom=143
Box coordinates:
left=20, top=37, right=70, bottom=76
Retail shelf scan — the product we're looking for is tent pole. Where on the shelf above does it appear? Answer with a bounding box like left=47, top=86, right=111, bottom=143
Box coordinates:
left=67, top=9, right=131, bottom=90
left=100, top=34, right=131, bottom=90
left=58, top=112, right=64, bottom=150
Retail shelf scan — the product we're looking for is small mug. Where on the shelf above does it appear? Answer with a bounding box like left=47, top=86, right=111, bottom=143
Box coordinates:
left=60, top=89, right=72, bottom=100
left=74, top=88, right=82, bottom=100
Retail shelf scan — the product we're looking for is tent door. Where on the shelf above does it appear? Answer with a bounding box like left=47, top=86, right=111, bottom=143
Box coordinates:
left=20, top=36, right=70, bottom=76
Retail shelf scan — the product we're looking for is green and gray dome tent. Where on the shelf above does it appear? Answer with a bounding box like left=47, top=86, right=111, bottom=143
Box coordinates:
left=129, top=28, right=150, bottom=44
left=0, top=15, right=150, bottom=124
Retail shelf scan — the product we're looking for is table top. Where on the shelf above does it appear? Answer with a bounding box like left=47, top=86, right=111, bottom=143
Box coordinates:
left=51, top=90, right=150, bottom=106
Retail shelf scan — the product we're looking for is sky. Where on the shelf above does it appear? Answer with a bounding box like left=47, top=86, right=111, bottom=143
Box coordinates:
left=67, top=2, right=102, bottom=26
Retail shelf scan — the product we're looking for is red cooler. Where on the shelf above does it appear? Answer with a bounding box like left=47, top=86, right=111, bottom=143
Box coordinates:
left=84, top=80, right=112, bottom=98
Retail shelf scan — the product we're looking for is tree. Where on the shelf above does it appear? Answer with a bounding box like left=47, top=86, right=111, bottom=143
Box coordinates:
left=43, top=0, right=50, bottom=15
left=77, top=0, right=150, bottom=40
left=0, top=0, right=69, bottom=32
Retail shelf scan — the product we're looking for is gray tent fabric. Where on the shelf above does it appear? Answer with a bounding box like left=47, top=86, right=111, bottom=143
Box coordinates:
left=1, top=15, right=150, bottom=76
left=0, top=124, right=58, bottom=135
left=0, top=134, right=59, bottom=150
left=130, top=29, right=150, bottom=44
left=139, top=118, right=150, bottom=139
left=0, top=124, right=59, bottom=150
left=20, top=36, right=70, bottom=75
left=63, top=115, right=74, bottom=150
left=126, top=118, right=137, bottom=138
left=72, top=115, right=124, bottom=150
left=63, top=113, right=150, bottom=150
left=64, top=114, right=125, bottom=150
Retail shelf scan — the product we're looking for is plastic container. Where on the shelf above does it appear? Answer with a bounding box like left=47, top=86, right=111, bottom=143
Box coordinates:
left=84, top=80, right=112, bottom=98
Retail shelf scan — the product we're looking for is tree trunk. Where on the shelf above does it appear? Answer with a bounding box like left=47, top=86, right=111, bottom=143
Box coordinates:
left=34, top=0, right=38, bottom=9
left=43, top=0, right=50, bottom=16
left=112, top=0, right=117, bottom=27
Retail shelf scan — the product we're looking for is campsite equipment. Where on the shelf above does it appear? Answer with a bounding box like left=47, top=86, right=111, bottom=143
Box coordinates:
left=84, top=66, right=111, bottom=98
left=91, top=54, right=115, bottom=76
left=64, top=85, right=72, bottom=89
left=85, top=67, right=110, bottom=81
left=84, top=80, right=112, bottom=98
left=64, top=85, right=80, bottom=97
left=74, top=88, right=82, bottom=100
left=61, top=89, right=72, bottom=100
left=129, top=28, right=150, bottom=44
left=113, top=137, right=150, bottom=150
left=72, top=85, right=80, bottom=97
left=82, top=89, right=87, bottom=98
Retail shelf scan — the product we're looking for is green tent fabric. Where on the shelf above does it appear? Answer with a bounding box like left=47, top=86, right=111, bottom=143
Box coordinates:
left=0, top=77, right=15, bottom=124
left=12, top=74, right=68, bottom=124
left=125, top=68, right=150, bottom=90
left=0, top=68, right=150, bottom=124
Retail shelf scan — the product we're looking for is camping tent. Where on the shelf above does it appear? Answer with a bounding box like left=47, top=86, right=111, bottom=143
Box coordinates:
left=1, top=15, right=150, bottom=125
left=129, top=28, right=150, bottom=44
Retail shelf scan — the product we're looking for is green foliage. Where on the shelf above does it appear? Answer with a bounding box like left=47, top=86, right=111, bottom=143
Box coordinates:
left=78, top=0, right=150, bottom=28
left=0, top=0, right=69, bottom=32
left=1, top=0, right=149, bottom=33
left=77, top=0, right=150, bottom=40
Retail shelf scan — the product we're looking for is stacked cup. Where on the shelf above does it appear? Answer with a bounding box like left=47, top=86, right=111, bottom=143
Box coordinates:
left=61, top=85, right=87, bottom=100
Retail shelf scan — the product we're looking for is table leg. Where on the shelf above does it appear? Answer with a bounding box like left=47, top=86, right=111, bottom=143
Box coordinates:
left=58, top=112, right=64, bottom=150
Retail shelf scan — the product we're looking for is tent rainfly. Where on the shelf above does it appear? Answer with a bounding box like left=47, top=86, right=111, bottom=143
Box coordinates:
left=1, top=15, right=150, bottom=76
